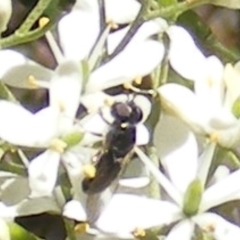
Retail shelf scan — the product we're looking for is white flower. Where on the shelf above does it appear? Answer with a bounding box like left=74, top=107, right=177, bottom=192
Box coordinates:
left=0, top=0, right=12, bottom=34
left=158, top=35, right=240, bottom=148
left=0, top=0, right=166, bottom=95
left=0, top=60, right=91, bottom=201
left=0, top=175, right=63, bottom=240
left=94, top=115, right=240, bottom=239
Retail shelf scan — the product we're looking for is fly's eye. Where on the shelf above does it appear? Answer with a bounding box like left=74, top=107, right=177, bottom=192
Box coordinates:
left=111, top=102, right=143, bottom=124
left=111, top=102, right=132, bottom=121
left=130, top=104, right=143, bottom=123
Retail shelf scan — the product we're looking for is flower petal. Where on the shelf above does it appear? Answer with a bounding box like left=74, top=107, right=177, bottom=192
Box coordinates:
left=194, top=212, right=240, bottom=240
left=224, top=62, right=240, bottom=109
left=62, top=149, right=89, bottom=200
left=154, top=114, right=198, bottom=194
left=0, top=0, right=12, bottom=33
left=0, top=202, right=17, bottom=220
left=0, top=219, right=10, bottom=240
left=58, top=1, right=100, bottom=60
left=165, top=220, right=194, bottom=240
left=105, top=0, right=140, bottom=24
left=28, top=150, right=60, bottom=197
left=16, top=197, right=61, bottom=216
left=49, top=60, right=82, bottom=132
left=0, top=50, right=53, bottom=88
left=96, top=194, right=181, bottom=236
left=159, top=83, right=209, bottom=133
left=87, top=19, right=167, bottom=92
left=194, top=56, right=224, bottom=112
left=107, top=18, right=167, bottom=54
left=201, top=168, right=240, bottom=211
left=0, top=177, right=29, bottom=205
left=136, top=124, right=150, bottom=146
left=119, top=157, right=150, bottom=188
left=167, top=25, right=206, bottom=81
left=0, top=102, right=58, bottom=147
left=63, top=200, right=87, bottom=222
left=87, top=40, right=164, bottom=92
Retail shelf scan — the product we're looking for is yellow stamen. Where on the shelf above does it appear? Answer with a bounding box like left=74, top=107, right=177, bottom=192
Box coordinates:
left=202, top=223, right=215, bottom=233
left=49, top=139, right=67, bottom=153
left=106, top=20, right=118, bottom=30
left=133, top=228, right=146, bottom=238
left=209, top=132, right=219, bottom=143
left=134, top=76, right=143, bottom=85
left=39, top=17, right=50, bottom=28
left=104, top=97, right=115, bottom=107
left=123, top=81, right=156, bottom=96
left=27, top=75, right=39, bottom=88
left=74, top=222, right=89, bottom=234
left=83, top=164, right=96, bottom=179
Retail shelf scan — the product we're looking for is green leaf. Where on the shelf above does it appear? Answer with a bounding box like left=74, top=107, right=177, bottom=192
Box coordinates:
left=212, top=0, right=240, bottom=9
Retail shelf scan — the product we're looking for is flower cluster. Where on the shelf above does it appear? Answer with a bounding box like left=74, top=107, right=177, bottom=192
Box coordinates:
left=0, top=0, right=240, bottom=240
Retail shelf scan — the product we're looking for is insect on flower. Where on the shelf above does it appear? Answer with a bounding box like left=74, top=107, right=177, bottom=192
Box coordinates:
left=82, top=93, right=150, bottom=194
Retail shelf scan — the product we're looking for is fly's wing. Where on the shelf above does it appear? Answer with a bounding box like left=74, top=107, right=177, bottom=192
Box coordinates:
left=82, top=149, right=121, bottom=194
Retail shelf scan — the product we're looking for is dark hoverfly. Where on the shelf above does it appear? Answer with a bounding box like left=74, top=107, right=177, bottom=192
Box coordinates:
left=82, top=97, right=145, bottom=194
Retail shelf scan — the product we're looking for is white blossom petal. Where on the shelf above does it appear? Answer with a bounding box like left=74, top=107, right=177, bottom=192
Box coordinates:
left=119, top=157, right=150, bottom=188
left=105, top=0, right=140, bottom=24
left=0, top=0, right=12, bottom=33
left=194, top=212, right=240, bottom=240
left=0, top=50, right=53, bottom=88
left=107, top=18, right=167, bottom=54
left=136, top=124, right=150, bottom=146
left=194, top=56, right=224, bottom=111
left=62, top=150, right=88, bottom=200
left=49, top=61, right=82, bottom=132
left=58, top=1, right=100, bottom=60
left=63, top=200, right=87, bottom=222
left=0, top=202, right=17, bottom=220
left=0, top=219, right=10, bottom=240
left=154, top=114, right=198, bottom=194
left=0, top=177, right=29, bottom=205
left=167, top=25, right=206, bottom=81
left=28, top=150, right=60, bottom=197
left=0, top=102, right=59, bottom=147
left=224, top=62, right=240, bottom=109
left=87, top=40, right=164, bottom=92
left=16, top=197, right=61, bottom=216
left=96, top=194, right=181, bottom=236
left=165, top=220, right=194, bottom=240
left=159, top=83, right=208, bottom=133
left=201, top=168, right=240, bottom=211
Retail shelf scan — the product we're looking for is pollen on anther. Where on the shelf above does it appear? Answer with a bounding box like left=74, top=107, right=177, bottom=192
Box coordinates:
left=202, top=223, right=215, bottom=233
left=50, top=139, right=67, bottom=153
left=27, top=75, right=39, bottom=88
left=74, top=222, right=89, bottom=234
left=104, top=97, right=115, bottom=107
left=106, top=20, right=118, bottom=30
left=209, top=132, right=219, bottom=143
left=83, top=164, right=96, bottom=179
left=132, top=228, right=146, bottom=238
left=39, top=17, right=50, bottom=28
left=134, top=76, right=143, bottom=85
